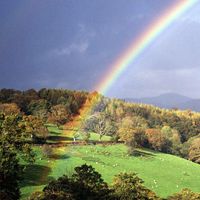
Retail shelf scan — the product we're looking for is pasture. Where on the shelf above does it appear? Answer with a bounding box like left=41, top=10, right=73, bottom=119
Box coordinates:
left=20, top=143, right=200, bottom=199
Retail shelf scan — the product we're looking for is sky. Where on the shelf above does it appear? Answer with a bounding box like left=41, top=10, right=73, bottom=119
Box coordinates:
left=0, top=0, right=200, bottom=99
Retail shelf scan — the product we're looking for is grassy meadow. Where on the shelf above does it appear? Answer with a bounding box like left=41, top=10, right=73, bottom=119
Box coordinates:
left=20, top=126, right=200, bottom=199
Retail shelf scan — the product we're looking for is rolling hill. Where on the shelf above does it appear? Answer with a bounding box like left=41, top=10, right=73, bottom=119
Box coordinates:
left=126, top=93, right=200, bottom=112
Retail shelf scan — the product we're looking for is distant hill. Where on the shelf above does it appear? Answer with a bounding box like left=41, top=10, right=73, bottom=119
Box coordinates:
left=125, top=93, right=200, bottom=112
left=179, top=99, right=200, bottom=112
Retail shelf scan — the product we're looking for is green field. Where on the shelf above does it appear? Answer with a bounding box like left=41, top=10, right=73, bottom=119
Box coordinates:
left=46, top=124, right=112, bottom=143
left=20, top=125, right=200, bottom=199
left=20, top=144, right=200, bottom=199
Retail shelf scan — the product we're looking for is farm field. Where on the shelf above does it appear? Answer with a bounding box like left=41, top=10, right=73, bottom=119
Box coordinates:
left=20, top=143, right=200, bottom=199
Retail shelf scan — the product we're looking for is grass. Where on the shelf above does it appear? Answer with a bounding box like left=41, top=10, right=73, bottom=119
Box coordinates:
left=46, top=124, right=112, bottom=143
left=20, top=144, right=200, bottom=199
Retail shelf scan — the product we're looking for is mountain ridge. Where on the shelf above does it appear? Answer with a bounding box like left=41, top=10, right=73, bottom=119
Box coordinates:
left=125, top=93, right=200, bottom=112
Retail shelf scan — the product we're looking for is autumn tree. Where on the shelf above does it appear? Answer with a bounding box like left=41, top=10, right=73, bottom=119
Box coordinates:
left=145, top=129, right=171, bottom=152
left=0, top=103, right=20, bottom=115
left=112, top=172, right=159, bottom=200
left=188, top=138, right=200, bottom=164
left=161, top=126, right=181, bottom=155
left=0, top=113, right=34, bottom=199
left=83, top=112, right=115, bottom=140
left=22, top=115, right=49, bottom=143
left=167, top=188, right=200, bottom=200
left=0, top=148, right=22, bottom=200
left=0, top=114, right=34, bottom=160
left=32, top=164, right=111, bottom=200
left=27, top=99, right=49, bottom=121
left=117, top=116, right=136, bottom=145
left=71, top=164, right=111, bottom=199
left=48, top=104, right=69, bottom=126
left=117, top=116, right=147, bottom=146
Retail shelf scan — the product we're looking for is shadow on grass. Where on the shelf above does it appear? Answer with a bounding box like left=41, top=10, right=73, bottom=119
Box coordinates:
left=131, top=149, right=155, bottom=158
left=82, top=156, right=105, bottom=164
left=20, top=164, right=54, bottom=187
left=48, top=130, right=62, bottom=135
left=48, top=154, right=70, bottom=160
left=47, top=135, right=73, bottom=141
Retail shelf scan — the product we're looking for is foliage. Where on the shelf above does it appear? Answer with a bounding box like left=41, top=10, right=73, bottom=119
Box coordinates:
left=1, top=88, right=200, bottom=160
left=48, top=104, right=69, bottom=126
left=83, top=112, right=115, bottom=140
left=145, top=129, right=171, bottom=153
left=42, top=144, right=53, bottom=158
left=0, top=113, right=34, bottom=161
left=117, top=116, right=147, bottom=147
left=0, top=113, right=35, bottom=199
left=22, top=115, right=49, bottom=143
left=0, top=147, right=22, bottom=200
left=112, top=172, right=159, bottom=200
left=31, top=164, right=111, bottom=200
left=167, top=188, right=200, bottom=200
left=29, top=163, right=200, bottom=200
left=0, top=88, right=88, bottom=122
left=188, top=138, right=200, bottom=163
left=0, top=103, right=20, bottom=115
left=71, top=164, right=111, bottom=199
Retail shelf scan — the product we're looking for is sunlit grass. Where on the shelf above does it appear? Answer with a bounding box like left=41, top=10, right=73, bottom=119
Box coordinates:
left=20, top=144, right=200, bottom=199
left=46, top=124, right=112, bottom=143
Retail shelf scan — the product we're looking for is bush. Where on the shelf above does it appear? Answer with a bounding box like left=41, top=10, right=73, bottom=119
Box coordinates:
left=42, top=145, right=53, bottom=158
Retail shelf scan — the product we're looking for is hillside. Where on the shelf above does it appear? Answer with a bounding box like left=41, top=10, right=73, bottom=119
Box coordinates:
left=1, top=88, right=200, bottom=199
left=179, top=99, right=200, bottom=112
left=125, top=93, right=200, bottom=112
left=20, top=142, right=200, bottom=199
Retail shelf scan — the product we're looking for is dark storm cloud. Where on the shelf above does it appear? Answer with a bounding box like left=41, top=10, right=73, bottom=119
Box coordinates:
left=0, top=0, right=199, bottom=98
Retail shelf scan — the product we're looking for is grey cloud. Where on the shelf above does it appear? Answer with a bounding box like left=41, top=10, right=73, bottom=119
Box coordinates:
left=52, top=41, right=89, bottom=56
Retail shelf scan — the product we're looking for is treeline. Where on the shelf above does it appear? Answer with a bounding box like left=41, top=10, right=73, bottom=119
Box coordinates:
left=1, top=89, right=200, bottom=199
left=0, top=88, right=88, bottom=125
left=83, top=95, right=200, bottom=164
left=0, top=88, right=200, bottom=163
left=0, top=113, right=36, bottom=199
left=29, top=164, right=200, bottom=200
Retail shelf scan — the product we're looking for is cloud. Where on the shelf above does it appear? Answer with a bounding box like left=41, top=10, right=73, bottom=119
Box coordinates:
left=77, top=23, right=96, bottom=39
left=178, top=4, right=200, bottom=24
left=52, top=41, right=89, bottom=56
left=106, top=65, right=200, bottom=99
left=180, top=13, right=200, bottom=24
left=49, top=23, right=95, bottom=57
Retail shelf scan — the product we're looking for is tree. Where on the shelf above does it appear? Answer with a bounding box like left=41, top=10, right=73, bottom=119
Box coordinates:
left=188, top=138, right=200, bottom=163
left=27, top=99, right=49, bottom=121
left=117, top=116, right=136, bottom=145
left=117, top=116, right=147, bottom=146
left=22, top=115, right=49, bottom=143
left=83, top=112, right=114, bottom=140
left=145, top=129, right=171, bottom=152
left=161, top=126, right=181, bottom=155
left=167, top=188, right=200, bottom=200
left=112, top=173, right=159, bottom=200
left=78, top=130, right=90, bottom=142
left=48, top=104, right=69, bottom=126
left=0, top=113, right=34, bottom=199
left=72, top=164, right=111, bottom=199
left=0, top=114, right=34, bottom=161
left=0, top=148, right=22, bottom=200
left=36, top=164, right=111, bottom=200
left=42, top=144, right=53, bottom=158
left=42, top=175, right=75, bottom=200
left=0, top=103, right=20, bottom=115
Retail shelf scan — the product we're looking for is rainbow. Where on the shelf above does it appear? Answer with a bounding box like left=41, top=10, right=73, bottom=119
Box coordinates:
left=33, top=1, right=198, bottom=191
left=95, top=0, right=197, bottom=95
